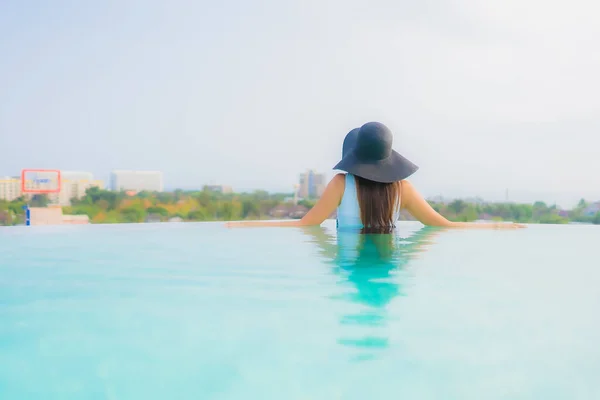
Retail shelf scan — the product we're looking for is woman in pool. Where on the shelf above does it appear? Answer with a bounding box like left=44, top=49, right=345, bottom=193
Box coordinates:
left=227, top=121, right=524, bottom=231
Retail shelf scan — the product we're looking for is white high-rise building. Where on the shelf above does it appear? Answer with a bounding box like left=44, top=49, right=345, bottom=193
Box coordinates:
left=298, top=170, right=326, bottom=199
left=0, top=177, right=21, bottom=201
left=110, top=170, right=164, bottom=193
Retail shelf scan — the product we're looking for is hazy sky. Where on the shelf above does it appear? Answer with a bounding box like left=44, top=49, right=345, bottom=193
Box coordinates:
left=1, top=0, right=599, bottom=207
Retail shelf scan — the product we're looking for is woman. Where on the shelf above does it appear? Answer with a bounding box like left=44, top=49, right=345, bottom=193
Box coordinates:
left=226, top=122, right=524, bottom=230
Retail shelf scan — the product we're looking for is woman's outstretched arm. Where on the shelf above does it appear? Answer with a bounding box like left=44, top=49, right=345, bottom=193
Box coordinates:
left=400, top=180, right=525, bottom=229
left=225, top=174, right=345, bottom=228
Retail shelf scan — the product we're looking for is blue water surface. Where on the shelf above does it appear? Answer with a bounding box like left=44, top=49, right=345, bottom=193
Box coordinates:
left=1, top=221, right=600, bottom=399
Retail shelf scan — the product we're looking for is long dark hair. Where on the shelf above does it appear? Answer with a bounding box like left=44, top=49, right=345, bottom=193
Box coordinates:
left=355, top=176, right=400, bottom=234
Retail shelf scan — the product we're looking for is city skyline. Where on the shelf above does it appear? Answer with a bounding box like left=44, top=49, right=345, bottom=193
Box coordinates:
left=3, top=157, right=598, bottom=209
left=2, top=165, right=598, bottom=209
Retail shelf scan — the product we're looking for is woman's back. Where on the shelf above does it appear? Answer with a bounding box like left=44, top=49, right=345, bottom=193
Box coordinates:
left=337, top=173, right=401, bottom=230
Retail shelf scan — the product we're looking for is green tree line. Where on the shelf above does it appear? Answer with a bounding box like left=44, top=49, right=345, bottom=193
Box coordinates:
left=1, top=187, right=599, bottom=226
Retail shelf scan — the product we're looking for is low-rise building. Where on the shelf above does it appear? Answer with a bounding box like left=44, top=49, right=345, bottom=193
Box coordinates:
left=26, top=205, right=90, bottom=226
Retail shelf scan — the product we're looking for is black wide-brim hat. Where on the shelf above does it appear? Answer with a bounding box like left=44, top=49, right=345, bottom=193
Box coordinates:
left=334, top=122, right=419, bottom=183
left=342, top=128, right=359, bottom=158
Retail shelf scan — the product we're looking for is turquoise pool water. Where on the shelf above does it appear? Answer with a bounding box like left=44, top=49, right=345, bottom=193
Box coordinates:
left=1, top=221, right=600, bottom=399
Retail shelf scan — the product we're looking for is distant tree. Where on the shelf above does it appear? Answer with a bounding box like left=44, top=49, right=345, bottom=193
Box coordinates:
left=147, top=206, right=169, bottom=217
left=458, top=204, right=479, bottom=222
left=242, top=200, right=260, bottom=219
left=104, top=211, right=121, bottom=224
left=218, top=200, right=242, bottom=221
left=448, top=199, right=466, bottom=215
left=532, top=201, right=550, bottom=221
left=79, top=187, right=122, bottom=210
left=29, top=194, right=49, bottom=207
left=137, top=191, right=152, bottom=199
left=509, top=204, right=533, bottom=222
left=96, top=199, right=110, bottom=211
left=0, top=210, right=11, bottom=225
left=188, top=209, right=208, bottom=221
left=539, top=215, right=569, bottom=224
left=197, top=190, right=216, bottom=207
left=252, top=190, right=271, bottom=200
left=173, top=189, right=185, bottom=202
left=298, top=199, right=316, bottom=209
left=8, top=199, right=27, bottom=216
left=156, top=192, right=175, bottom=204
left=121, top=206, right=145, bottom=223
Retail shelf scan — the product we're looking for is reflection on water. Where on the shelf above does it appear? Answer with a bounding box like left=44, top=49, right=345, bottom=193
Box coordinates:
left=303, top=225, right=443, bottom=361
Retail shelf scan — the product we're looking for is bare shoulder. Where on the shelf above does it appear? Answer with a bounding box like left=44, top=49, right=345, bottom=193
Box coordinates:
left=318, top=173, right=346, bottom=198
left=399, top=179, right=416, bottom=208
left=400, top=179, right=414, bottom=190
left=332, top=173, right=346, bottom=184
left=328, top=173, right=346, bottom=191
